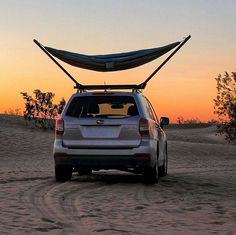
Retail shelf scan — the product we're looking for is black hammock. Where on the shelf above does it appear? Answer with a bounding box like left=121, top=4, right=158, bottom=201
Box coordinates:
left=33, top=35, right=191, bottom=89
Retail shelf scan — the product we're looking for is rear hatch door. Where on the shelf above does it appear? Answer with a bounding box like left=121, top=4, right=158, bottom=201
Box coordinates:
left=62, top=95, right=141, bottom=149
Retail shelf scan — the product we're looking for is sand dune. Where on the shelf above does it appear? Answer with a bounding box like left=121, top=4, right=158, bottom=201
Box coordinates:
left=0, top=115, right=236, bottom=234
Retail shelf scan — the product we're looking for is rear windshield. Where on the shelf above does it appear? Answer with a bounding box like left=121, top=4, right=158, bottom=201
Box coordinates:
left=66, top=96, right=139, bottom=118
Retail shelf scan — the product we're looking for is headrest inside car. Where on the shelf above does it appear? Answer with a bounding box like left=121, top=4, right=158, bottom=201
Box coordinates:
left=88, top=103, right=100, bottom=114
left=127, top=105, right=138, bottom=116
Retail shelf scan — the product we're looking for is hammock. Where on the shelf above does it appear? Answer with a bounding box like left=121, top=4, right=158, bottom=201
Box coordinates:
left=44, top=41, right=180, bottom=72
left=34, top=35, right=191, bottom=89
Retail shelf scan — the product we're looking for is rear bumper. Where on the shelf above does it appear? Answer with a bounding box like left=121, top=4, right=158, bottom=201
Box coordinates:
left=53, top=139, right=156, bottom=170
left=54, top=153, right=150, bottom=170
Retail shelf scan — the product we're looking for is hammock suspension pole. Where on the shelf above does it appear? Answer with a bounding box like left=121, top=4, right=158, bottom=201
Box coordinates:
left=33, top=35, right=191, bottom=91
left=139, top=35, right=191, bottom=89
left=33, top=39, right=82, bottom=89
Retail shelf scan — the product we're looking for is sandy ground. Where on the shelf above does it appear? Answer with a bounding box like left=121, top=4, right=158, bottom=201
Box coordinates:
left=0, top=115, right=236, bottom=235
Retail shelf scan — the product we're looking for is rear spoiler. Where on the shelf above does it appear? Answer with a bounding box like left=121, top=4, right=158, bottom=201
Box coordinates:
left=33, top=35, right=191, bottom=91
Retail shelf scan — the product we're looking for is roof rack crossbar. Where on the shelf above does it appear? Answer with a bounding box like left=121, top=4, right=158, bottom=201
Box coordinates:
left=74, top=84, right=142, bottom=90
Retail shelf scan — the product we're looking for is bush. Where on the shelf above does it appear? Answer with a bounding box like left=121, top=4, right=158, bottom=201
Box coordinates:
left=4, top=108, right=22, bottom=116
left=176, top=116, right=202, bottom=124
left=214, top=71, right=236, bottom=142
left=21, top=89, right=65, bottom=129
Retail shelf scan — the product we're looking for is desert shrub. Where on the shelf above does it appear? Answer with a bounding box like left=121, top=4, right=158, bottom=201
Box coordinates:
left=176, top=116, right=202, bottom=124
left=207, top=119, right=218, bottom=124
left=4, top=108, right=22, bottom=116
left=214, top=71, right=236, bottom=141
left=176, top=116, right=185, bottom=124
left=21, top=89, right=66, bottom=129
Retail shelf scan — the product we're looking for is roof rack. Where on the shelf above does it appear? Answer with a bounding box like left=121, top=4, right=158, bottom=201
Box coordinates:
left=75, top=84, right=143, bottom=91
left=33, top=35, right=191, bottom=91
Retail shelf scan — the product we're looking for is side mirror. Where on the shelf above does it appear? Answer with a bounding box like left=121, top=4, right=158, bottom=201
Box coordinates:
left=160, top=117, right=169, bottom=128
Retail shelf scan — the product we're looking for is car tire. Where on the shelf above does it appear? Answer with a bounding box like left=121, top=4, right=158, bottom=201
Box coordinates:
left=55, top=165, right=72, bottom=182
left=143, top=159, right=159, bottom=184
left=159, top=144, right=168, bottom=177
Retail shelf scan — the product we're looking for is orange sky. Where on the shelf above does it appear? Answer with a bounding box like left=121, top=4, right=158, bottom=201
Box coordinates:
left=1, top=1, right=236, bottom=122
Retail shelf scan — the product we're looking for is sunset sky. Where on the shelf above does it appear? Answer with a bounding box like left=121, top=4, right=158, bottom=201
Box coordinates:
left=1, top=0, right=236, bottom=122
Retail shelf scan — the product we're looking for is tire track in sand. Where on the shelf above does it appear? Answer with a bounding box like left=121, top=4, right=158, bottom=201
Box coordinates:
left=20, top=176, right=117, bottom=234
left=20, top=178, right=96, bottom=234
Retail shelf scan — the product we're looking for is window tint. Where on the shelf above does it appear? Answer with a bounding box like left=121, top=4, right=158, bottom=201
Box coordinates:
left=147, top=100, right=159, bottom=123
left=143, top=97, right=158, bottom=122
left=66, top=96, right=139, bottom=118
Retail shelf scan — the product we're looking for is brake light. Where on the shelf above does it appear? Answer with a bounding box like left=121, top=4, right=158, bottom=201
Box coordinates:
left=136, top=154, right=150, bottom=160
left=139, top=118, right=150, bottom=137
left=55, top=119, right=64, bottom=137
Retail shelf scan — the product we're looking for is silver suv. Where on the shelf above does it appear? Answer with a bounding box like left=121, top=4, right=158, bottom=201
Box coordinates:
left=34, top=35, right=190, bottom=183
left=53, top=90, right=169, bottom=183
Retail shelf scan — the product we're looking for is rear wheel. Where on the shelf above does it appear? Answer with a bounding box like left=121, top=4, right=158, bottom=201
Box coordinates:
left=143, top=160, right=159, bottom=184
left=55, top=165, right=72, bottom=182
left=159, top=144, right=168, bottom=177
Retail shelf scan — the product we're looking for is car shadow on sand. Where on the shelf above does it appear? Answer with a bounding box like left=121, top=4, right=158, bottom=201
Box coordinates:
left=69, top=170, right=217, bottom=187
left=68, top=170, right=226, bottom=195
left=71, top=171, right=144, bottom=184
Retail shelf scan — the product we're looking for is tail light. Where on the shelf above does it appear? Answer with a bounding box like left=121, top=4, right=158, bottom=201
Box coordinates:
left=55, top=119, right=64, bottom=137
left=139, top=118, right=150, bottom=138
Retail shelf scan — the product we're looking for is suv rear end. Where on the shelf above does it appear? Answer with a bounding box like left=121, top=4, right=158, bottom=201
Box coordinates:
left=53, top=91, right=167, bottom=183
